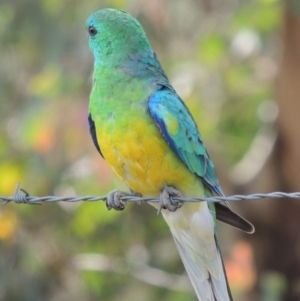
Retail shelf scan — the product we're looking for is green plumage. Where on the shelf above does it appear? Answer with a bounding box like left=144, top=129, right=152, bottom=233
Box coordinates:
left=86, top=8, right=253, bottom=301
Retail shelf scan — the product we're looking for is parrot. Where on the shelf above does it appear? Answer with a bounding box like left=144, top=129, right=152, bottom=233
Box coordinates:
left=86, top=8, right=254, bottom=301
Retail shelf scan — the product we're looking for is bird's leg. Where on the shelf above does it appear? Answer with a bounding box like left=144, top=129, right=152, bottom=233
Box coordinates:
left=106, top=190, right=142, bottom=211
left=159, top=185, right=183, bottom=212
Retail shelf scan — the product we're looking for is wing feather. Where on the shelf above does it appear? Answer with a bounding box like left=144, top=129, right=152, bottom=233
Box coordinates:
left=148, top=87, right=222, bottom=195
left=88, top=113, right=104, bottom=158
left=148, top=87, right=254, bottom=233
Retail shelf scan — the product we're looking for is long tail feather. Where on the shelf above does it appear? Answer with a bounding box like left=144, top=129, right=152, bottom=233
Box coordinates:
left=172, top=233, right=232, bottom=301
left=162, top=202, right=233, bottom=301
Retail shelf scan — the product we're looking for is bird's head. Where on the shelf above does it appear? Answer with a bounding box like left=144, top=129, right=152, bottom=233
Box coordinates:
left=86, top=8, right=151, bottom=66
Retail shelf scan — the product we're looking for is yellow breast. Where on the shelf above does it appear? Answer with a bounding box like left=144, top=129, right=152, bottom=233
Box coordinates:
left=97, top=113, right=204, bottom=197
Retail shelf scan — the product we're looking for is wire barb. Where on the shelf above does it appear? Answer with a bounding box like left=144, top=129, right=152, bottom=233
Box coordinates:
left=1, top=183, right=300, bottom=206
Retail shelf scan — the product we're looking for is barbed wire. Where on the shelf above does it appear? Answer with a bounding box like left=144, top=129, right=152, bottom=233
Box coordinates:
left=1, top=183, right=300, bottom=206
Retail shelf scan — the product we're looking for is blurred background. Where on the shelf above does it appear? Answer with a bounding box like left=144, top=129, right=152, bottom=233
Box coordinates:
left=0, top=0, right=300, bottom=300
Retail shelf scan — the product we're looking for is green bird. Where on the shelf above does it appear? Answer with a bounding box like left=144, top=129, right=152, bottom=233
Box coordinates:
left=86, top=8, right=254, bottom=301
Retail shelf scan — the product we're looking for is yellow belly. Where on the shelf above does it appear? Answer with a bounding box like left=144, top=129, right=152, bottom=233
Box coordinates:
left=97, top=114, right=205, bottom=198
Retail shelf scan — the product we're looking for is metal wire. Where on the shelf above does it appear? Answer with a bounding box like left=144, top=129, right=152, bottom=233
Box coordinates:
left=1, top=183, right=300, bottom=206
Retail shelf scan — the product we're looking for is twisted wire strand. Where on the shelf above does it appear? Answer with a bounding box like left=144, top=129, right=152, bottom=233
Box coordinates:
left=1, top=183, right=300, bottom=206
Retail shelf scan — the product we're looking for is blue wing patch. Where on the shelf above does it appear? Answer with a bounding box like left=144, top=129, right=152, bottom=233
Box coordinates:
left=88, top=113, right=103, bottom=158
left=148, top=87, right=223, bottom=196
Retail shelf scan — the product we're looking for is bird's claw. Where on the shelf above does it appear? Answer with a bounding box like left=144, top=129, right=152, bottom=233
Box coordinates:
left=158, top=186, right=183, bottom=214
left=106, top=190, right=141, bottom=211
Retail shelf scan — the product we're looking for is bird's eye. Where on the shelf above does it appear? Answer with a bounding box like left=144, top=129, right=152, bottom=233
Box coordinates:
left=88, top=26, right=97, bottom=36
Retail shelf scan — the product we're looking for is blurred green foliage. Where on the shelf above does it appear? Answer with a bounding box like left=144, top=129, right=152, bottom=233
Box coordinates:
left=0, top=0, right=282, bottom=300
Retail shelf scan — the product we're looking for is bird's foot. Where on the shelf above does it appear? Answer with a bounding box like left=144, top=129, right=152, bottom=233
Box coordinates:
left=106, top=190, right=142, bottom=211
left=159, top=186, right=183, bottom=213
